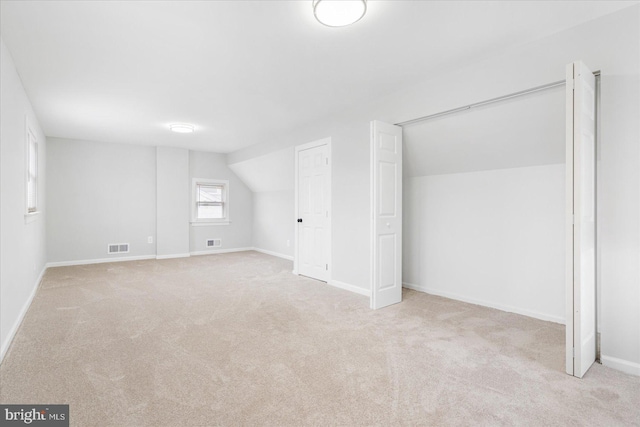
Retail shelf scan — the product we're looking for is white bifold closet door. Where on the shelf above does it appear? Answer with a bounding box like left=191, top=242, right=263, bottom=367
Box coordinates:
left=566, top=60, right=597, bottom=378
left=370, top=120, right=403, bottom=309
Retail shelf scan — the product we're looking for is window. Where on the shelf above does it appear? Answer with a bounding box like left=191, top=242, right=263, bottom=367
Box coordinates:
left=26, top=127, right=38, bottom=215
left=191, top=178, right=229, bottom=225
left=197, top=183, right=224, bottom=219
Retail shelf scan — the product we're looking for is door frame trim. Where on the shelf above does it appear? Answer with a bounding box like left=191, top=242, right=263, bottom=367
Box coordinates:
left=293, top=137, right=332, bottom=282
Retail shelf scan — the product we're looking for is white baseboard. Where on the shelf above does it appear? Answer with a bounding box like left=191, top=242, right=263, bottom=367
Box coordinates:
left=601, top=355, right=640, bottom=377
left=291, top=270, right=368, bottom=298
left=0, top=266, right=46, bottom=364
left=329, top=279, right=369, bottom=297
left=403, top=282, right=565, bottom=325
left=252, top=247, right=294, bottom=261
left=48, top=249, right=256, bottom=265
left=156, top=253, right=191, bottom=260
left=190, top=247, right=253, bottom=256
left=46, top=255, right=157, bottom=268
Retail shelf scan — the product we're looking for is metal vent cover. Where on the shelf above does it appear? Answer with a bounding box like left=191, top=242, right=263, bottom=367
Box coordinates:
left=206, top=239, right=221, bottom=248
left=108, top=243, right=130, bottom=254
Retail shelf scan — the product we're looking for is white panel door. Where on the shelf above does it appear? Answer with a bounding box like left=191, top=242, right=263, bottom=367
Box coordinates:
left=371, top=120, right=403, bottom=309
left=297, top=143, right=329, bottom=281
left=566, top=61, right=596, bottom=378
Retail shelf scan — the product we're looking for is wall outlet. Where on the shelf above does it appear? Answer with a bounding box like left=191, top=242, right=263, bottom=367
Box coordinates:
left=286, top=240, right=290, bottom=247
left=148, top=236, right=153, bottom=244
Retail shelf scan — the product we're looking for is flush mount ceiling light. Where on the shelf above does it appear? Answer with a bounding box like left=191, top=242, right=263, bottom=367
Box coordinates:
left=169, top=123, right=195, bottom=133
left=313, top=0, right=367, bottom=27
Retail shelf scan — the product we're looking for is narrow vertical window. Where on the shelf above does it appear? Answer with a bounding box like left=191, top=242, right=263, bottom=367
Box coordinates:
left=26, top=128, right=38, bottom=214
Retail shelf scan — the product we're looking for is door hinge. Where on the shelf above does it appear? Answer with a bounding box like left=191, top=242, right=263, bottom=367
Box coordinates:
left=326, top=158, right=329, bottom=165
left=572, top=347, right=575, bottom=357
left=326, top=264, right=328, bottom=270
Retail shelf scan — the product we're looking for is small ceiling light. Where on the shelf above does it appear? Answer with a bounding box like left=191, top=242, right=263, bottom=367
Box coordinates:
left=313, top=0, right=367, bottom=27
left=169, top=123, right=195, bottom=133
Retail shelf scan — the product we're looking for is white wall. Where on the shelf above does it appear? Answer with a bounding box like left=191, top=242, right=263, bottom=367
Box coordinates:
left=47, top=138, right=157, bottom=263
left=189, top=151, right=253, bottom=253
left=156, top=147, right=190, bottom=258
left=252, top=191, right=294, bottom=259
left=330, top=123, right=371, bottom=291
left=0, top=39, right=48, bottom=360
left=47, top=144, right=253, bottom=261
left=404, top=164, right=566, bottom=323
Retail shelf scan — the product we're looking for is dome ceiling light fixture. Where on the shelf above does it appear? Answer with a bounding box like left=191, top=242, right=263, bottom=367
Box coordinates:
left=169, top=123, right=195, bottom=133
left=313, top=0, right=367, bottom=27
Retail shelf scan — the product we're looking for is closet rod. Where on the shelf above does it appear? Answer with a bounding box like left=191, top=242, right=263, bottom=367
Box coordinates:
left=395, top=79, right=566, bottom=127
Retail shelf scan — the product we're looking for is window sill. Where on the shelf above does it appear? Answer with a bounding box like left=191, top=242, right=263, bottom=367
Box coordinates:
left=24, top=211, right=40, bottom=224
left=190, top=221, right=230, bottom=227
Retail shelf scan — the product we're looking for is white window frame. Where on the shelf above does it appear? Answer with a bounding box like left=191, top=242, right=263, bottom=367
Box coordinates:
left=191, top=178, right=230, bottom=226
left=25, top=123, right=39, bottom=223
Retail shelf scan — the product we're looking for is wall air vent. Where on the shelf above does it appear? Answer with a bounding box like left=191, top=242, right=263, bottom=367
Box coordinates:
left=206, top=239, right=222, bottom=248
left=108, top=243, right=130, bottom=254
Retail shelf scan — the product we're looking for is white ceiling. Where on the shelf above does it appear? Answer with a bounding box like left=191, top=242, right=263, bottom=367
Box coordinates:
left=0, top=1, right=631, bottom=153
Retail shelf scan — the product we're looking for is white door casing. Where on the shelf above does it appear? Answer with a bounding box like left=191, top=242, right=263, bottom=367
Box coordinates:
left=371, top=120, right=403, bottom=309
left=295, top=138, right=331, bottom=282
left=566, top=61, right=597, bottom=378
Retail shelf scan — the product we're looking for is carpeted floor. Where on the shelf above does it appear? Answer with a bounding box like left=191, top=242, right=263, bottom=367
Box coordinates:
left=1, top=251, right=638, bottom=426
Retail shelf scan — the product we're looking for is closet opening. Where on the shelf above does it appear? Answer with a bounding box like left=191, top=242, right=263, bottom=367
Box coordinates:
left=398, top=64, right=599, bottom=377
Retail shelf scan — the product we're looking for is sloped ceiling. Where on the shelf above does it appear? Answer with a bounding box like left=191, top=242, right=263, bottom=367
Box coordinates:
left=0, top=1, right=630, bottom=153
left=228, top=147, right=294, bottom=193
left=403, top=85, right=565, bottom=177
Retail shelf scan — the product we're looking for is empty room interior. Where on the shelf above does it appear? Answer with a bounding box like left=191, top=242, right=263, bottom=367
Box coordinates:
left=1, top=1, right=639, bottom=425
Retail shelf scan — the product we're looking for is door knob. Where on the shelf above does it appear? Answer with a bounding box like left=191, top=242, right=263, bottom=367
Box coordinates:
left=297, top=218, right=303, bottom=223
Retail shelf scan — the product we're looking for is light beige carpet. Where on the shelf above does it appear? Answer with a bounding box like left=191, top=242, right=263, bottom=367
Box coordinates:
left=1, top=251, right=638, bottom=426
